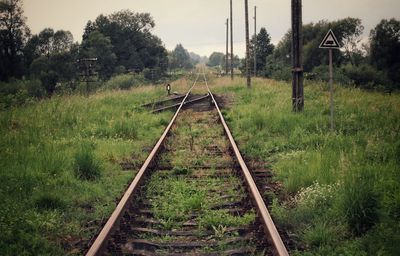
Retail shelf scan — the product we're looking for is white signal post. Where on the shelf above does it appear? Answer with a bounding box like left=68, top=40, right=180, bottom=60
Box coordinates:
left=319, top=29, right=340, bottom=131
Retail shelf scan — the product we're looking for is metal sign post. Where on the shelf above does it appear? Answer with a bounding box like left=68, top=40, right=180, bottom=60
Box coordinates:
left=319, top=29, right=340, bottom=131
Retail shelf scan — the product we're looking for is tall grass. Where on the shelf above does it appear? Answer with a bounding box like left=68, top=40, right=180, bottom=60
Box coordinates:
left=214, top=77, right=400, bottom=255
left=0, top=83, right=172, bottom=254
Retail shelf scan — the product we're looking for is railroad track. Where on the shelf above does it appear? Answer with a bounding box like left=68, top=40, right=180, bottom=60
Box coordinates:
left=86, top=71, right=288, bottom=256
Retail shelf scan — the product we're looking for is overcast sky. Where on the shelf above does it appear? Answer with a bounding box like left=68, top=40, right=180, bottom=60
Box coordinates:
left=24, top=0, right=400, bottom=58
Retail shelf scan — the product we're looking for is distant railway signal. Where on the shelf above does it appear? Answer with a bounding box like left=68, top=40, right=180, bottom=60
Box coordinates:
left=77, top=58, right=98, bottom=96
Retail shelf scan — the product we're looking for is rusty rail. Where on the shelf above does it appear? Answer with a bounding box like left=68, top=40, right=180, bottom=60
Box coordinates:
left=141, top=94, right=185, bottom=108
left=85, top=73, right=200, bottom=256
left=203, top=72, right=289, bottom=256
left=86, top=71, right=289, bottom=256
left=151, top=93, right=210, bottom=113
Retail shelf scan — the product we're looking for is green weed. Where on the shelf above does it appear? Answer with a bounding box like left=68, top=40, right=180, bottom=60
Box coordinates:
left=74, top=142, right=102, bottom=181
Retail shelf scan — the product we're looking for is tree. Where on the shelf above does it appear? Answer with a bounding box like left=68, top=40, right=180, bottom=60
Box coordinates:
left=268, top=18, right=365, bottom=73
left=80, top=31, right=117, bottom=80
left=339, top=18, right=364, bottom=65
left=370, top=19, right=400, bottom=86
left=207, top=52, right=225, bottom=67
left=170, top=44, right=193, bottom=69
left=250, top=27, right=274, bottom=75
left=82, top=10, right=167, bottom=73
left=26, top=28, right=77, bottom=94
left=0, top=0, right=30, bottom=81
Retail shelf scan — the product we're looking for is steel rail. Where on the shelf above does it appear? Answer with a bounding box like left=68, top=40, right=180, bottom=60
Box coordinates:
left=202, top=72, right=289, bottom=256
left=86, top=73, right=200, bottom=256
left=151, top=93, right=210, bottom=113
left=141, top=94, right=185, bottom=108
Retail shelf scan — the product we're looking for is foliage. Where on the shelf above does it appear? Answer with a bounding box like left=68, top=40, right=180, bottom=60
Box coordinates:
left=342, top=64, right=390, bottom=90
left=249, top=27, right=275, bottom=75
left=268, top=18, right=364, bottom=73
left=80, top=31, right=116, bottom=80
left=370, top=18, right=400, bottom=87
left=102, top=73, right=145, bottom=90
left=82, top=10, right=168, bottom=75
left=0, top=0, right=30, bottom=81
left=207, top=52, right=225, bottom=67
left=169, top=43, right=193, bottom=70
left=310, top=65, right=352, bottom=85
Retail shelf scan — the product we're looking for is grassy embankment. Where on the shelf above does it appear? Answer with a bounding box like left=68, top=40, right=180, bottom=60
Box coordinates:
left=213, top=77, right=400, bottom=255
left=0, top=80, right=190, bottom=254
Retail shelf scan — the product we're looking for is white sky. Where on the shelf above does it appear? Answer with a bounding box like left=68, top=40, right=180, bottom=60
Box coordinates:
left=24, top=0, right=400, bottom=58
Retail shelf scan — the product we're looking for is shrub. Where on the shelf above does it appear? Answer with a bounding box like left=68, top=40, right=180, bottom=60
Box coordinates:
left=342, top=64, right=390, bottom=90
left=143, top=67, right=163, bottom=82
left=311, top=65, right=352, bottom=85
left=74, top=143, right=101, bottom=181
left=103, top=74, right=144, bottom=90
left=271, top=66, right=292, bottom=81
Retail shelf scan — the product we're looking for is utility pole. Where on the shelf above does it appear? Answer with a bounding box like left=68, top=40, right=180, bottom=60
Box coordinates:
left=254, top=6, right=257, bottom=77
left=244, top=0, right=251, bottom=88
left=226, top=18, right=229, bottom=76
left=291, top=0, right=304, bottom=111
left=230, top=0, right=234, bottom=80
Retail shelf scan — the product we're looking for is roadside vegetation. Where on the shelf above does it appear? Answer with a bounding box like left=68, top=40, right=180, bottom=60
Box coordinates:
left=0, top=84, right=173, bottom=255
left=214, top=77, right=400, bottom=255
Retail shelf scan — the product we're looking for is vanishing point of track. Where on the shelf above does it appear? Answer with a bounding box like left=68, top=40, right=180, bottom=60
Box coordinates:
left=86, top=71, right=289, bottom=256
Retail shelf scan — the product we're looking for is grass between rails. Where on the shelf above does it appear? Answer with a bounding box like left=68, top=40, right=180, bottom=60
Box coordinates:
left=140, top=110, right=257, bottom=254
left=0, top=84, right=177, bottom=255
left=213, top=77, right=400, bottom=255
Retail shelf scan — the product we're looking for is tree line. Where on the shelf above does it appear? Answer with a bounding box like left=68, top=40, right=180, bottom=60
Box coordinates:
left=207, top=17, right=400, bottom=91
left=0, top=0, right=199, bottom=108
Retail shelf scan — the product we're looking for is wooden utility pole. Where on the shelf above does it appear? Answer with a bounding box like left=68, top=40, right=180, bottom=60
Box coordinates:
left=230, top=0, right=234, bottom=80
left=244, top=0, right=251, bottom=88
left=291, top=0, right=304, bottom=111
left=254, top=6, right=257, bottom=77
left=226, top=18, right=229, bottom=76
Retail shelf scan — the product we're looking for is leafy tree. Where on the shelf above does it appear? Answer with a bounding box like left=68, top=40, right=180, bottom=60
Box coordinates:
left=26, top=28, right=78, bottom=94
left=0, top=0, right=30, bottom=81
left=82, top=10, right=168, bottom=73
left=370, top=19, right=400, bottom=86
left=250, top=27, right=274, bottom=75
left=80, top=31, right=117, bottom=80
left=189, top=52, right=207, bottom=65
left=269, top=18, right=365, bottom=73
left=37, top=28, right=54, bottom=58
left=207, top=52, right=225, bottom=67
left=170, top=44, right=193, bottom=69
left=53, top=30, right=73, bottom=54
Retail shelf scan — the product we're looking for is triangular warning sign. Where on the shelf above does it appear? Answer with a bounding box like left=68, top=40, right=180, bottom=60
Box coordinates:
left=319, top=29, right=340, bottom=49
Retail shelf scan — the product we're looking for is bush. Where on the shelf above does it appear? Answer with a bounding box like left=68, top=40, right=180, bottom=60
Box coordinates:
left=143, top=67, right=163, bottom=82
left=74, top=143, right=101, bottom=181
left=0, top=79, right=45, bottom=109
left=342, top=64, right=391, bottom=90
left=311, top=65, right=352, bottom=85
left=103, top=73, right=144, bottom=90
